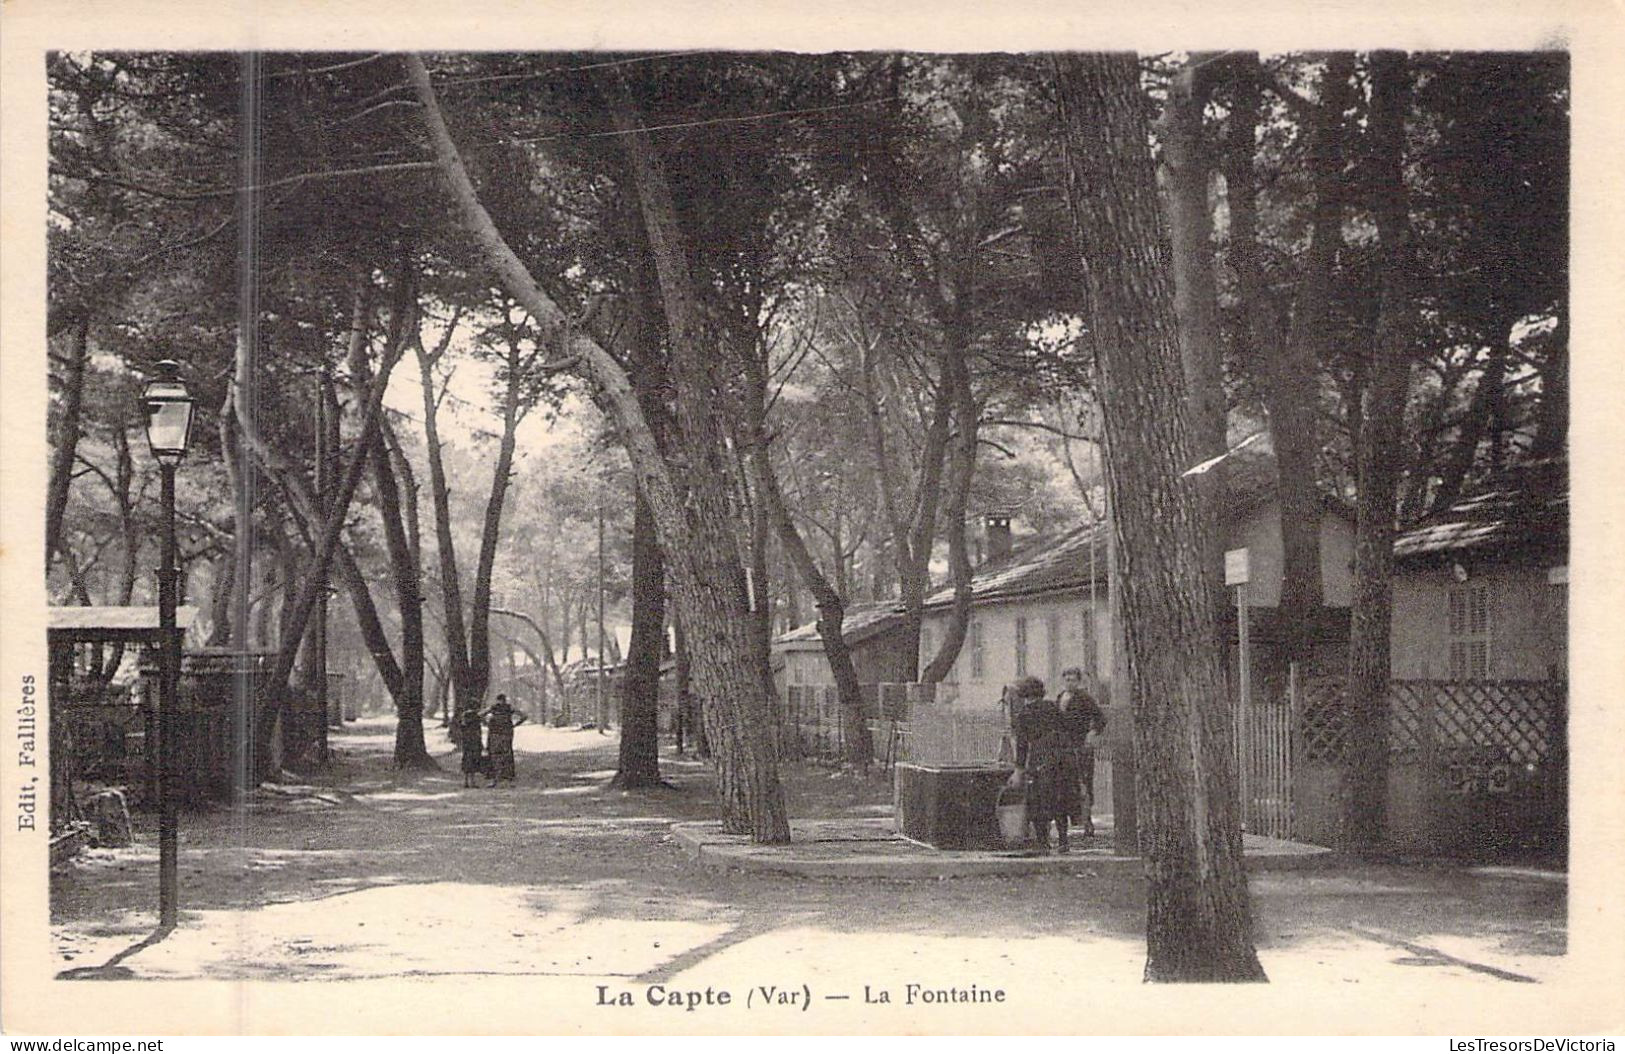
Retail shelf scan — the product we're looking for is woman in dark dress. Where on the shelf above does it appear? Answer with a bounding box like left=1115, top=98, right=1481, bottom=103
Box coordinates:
left=481, top=693, right=527, bottom=786
left=457, top=707, right=485, bottom=788
left=1011, top=677, right=1082, bottom=853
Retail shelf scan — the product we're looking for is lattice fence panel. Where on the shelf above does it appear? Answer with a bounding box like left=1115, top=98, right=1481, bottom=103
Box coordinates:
left=1422, top=680, right=1561, bottom=766
left=1387, top=683, right=1428, bottom=758
left=1295, top=678, right=1563, bottom=768
left=1298, top=677, right=1350, bottom=762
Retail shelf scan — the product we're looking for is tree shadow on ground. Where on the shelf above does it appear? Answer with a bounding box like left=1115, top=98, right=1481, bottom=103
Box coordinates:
left=49, top=720, right=1566, bottom=984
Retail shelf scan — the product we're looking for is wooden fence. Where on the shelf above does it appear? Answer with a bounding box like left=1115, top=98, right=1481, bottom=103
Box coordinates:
left=778, top=683, right=935, bottom=764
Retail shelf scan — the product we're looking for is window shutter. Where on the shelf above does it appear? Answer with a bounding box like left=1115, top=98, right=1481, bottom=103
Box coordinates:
left=1468, top=587, right=1489, bottom=635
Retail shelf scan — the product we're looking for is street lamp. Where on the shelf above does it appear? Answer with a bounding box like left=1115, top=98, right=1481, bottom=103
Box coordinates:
left=141, top=359, right=194, bottom=929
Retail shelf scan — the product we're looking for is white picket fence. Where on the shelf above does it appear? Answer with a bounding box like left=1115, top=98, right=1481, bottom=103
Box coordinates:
left=1235, top=693, right=1294, bottom=840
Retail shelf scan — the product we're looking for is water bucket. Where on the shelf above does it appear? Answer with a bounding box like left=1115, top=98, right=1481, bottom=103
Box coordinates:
left=996, top=785, right=1028, bottom=847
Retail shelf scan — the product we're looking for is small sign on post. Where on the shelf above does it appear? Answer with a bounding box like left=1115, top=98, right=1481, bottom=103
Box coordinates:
left=1226, top=548, right=1252, bottom=823
left=1224, top=547, right=1251, bottom=587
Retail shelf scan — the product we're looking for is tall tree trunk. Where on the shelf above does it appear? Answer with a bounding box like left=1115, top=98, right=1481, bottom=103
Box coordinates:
left=1345, top=51, right=1416, bottom=848
left=408, top=56, right=787, bottom=841
left=205, top=551, right=235, bottom=648
left=416, top=315, right=476, bottom=715
left=919, top=328, right=979, bottom=684
left=1529, top=315, right=1568, bottom=461
left=862, top=339, right=952, bottom=682
left=612, top=491, right=666, bottom=788
left=239, top=309, right=409, bottom=779
left=747, top=478, right=780, bottom=710
left=1226, top=53, right=1344, bottom=665
left=606, top=85, right=788, bottom=839
left=1159, top=53, right=1227, bottom=601
left=673, top=611, right=705, bottom=757
left=212, top=396, right=246, bottom=646
left=1054, top=51, right=1266, bottom=983
left=331, top=541, right=406, bottom=700
left=345, top=283, right=433, bottom=768
left=378, top=411, right=432, bottom=765
left=466, top=315, right=529, bottom=710
left=1429, top=320, right=1519, bottom=515
left=46, top=316, right=90, bottom=571
left=93, top=419, right=142, bottom=684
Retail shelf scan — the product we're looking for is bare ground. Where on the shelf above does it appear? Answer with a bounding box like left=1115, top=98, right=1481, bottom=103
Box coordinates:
left=50, top=717, right=1565, bottom=989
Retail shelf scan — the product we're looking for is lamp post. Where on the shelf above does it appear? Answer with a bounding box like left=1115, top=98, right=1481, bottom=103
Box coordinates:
left=141, top=360, right=195, bottom=929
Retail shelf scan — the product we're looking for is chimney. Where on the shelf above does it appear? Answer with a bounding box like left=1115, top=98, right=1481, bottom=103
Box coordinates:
left=985, top=513, right=1012, bottom=564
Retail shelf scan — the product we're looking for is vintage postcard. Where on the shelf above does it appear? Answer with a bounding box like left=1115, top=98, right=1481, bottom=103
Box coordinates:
left=3, top=0, right=1623, bottom=1037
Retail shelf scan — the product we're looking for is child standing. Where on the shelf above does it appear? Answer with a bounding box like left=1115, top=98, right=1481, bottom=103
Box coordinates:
left=457, top=707, right=485, bottom=788
left=1056, top=667, right=1107, bottom=838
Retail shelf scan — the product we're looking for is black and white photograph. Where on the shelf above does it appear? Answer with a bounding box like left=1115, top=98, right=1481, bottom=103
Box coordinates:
left=2, top=0, right=1621, bottom=1038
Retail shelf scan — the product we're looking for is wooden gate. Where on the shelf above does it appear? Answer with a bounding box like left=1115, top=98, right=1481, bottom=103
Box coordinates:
left=1235, top=676, right=1294, bottom=840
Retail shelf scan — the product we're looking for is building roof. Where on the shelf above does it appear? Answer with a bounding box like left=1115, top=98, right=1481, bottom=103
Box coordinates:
left=924, top=520, right=1108, bottom=610
left=1394, top=458, right=1568, bottom=563
left=921, top=451, right=1340, bottom=610
left=47, top=606, right=199, bottom=640
left=774, top=602, right=908, bottom=650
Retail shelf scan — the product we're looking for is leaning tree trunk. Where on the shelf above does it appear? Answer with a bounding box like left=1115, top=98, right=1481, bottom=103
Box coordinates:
left=1429, top=316, right=1518, bottom=516
left=1054, top=51, right=1266, bottom=983
left=860, top=337, right=947, bottom=682
left=243, top=314, right=407, bottom=780
left=1345, top=51, right=1416, bottom=849
left=744, top=344, right=872, bottom=765
left=408, top=56, right=787, bottom=841
left=611, top=490, right=666, bottom=788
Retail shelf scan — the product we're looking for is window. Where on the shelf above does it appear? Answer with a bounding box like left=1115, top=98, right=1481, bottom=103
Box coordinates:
left=1046, top=613, right=1062, bottom=684
left=920, top=625, right=934, bottom=668
left=1014, top=616, right=1028, bottom=677
left=791, top=658, right=806, bottom=684
left=969, top=621, right=985, bottom=680
left=1447, top=585, right=1490, bottom=680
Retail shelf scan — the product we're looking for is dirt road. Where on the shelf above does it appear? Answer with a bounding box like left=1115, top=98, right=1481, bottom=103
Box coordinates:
left=51, top=718, right=1565, bottom=996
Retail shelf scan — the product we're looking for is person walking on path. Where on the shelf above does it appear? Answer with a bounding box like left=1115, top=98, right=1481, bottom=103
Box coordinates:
left=457, top=707, right=485, bottom=789
left=482, top=693, right=527, bottom=786
left=1009, top=677, right=1082, bottom=853
left=1056, top=667, right=1108, bottom=838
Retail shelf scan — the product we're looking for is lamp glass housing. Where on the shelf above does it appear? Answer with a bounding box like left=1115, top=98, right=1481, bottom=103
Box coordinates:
left=142, top=374, right=194, bottom=466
